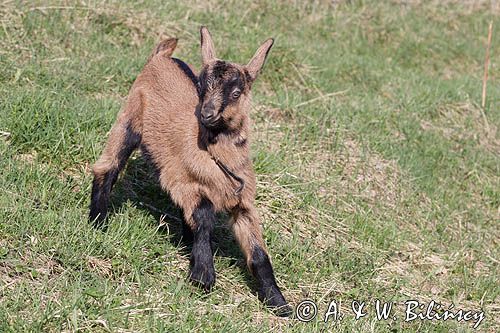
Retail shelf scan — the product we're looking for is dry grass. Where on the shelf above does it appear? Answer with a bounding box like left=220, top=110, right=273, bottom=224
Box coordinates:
left=420, top=102, right=499, bottom=154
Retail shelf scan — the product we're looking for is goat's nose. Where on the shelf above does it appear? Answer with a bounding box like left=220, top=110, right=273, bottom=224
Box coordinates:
left=202, top=113, right=214, bottom=121
left=201, top=100, right=216, bottom=121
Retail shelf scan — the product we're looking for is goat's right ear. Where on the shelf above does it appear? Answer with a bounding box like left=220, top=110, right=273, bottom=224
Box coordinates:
left=200, top=26, right=216, bottom=65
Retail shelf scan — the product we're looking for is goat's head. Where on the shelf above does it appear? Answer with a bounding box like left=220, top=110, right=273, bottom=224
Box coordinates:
left=197, top=27, right=274, bottom=131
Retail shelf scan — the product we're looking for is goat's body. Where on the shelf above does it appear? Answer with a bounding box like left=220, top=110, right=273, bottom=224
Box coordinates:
left=90, top=34, right=290, bottom=315
left=94, top=54, right=255, bottom=217
left=141, top=57, right=253, bottom=215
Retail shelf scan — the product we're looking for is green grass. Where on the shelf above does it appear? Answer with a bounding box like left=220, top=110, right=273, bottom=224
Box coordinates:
left=1, top=1, right=499, bottom=332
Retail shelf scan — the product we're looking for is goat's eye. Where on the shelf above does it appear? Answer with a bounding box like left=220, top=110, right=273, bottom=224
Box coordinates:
left=231, top=90, right=241, bottom=99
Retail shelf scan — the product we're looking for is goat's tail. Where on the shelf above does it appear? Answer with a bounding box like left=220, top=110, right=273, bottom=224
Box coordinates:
left=147, top=37, right=178, bottom=63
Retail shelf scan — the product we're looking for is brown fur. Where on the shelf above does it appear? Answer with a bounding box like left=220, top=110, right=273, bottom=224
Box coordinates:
left=91, top=28, right=288, bottom=313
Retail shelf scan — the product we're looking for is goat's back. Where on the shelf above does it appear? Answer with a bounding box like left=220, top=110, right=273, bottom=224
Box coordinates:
left=136, top=55, right=200, bottom=168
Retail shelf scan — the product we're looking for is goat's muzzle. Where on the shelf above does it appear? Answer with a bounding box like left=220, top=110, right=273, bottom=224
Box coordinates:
left=200, top=100, right=220, bottom=128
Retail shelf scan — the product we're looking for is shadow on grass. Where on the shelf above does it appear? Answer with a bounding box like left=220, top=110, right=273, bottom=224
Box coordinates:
left=102, top=155, right=257, bottom=292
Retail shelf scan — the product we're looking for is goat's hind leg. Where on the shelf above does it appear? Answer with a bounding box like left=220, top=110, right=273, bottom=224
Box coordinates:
left=89, top=112, right=141, bottom=225
left=231, top=207, right=291, bottom=316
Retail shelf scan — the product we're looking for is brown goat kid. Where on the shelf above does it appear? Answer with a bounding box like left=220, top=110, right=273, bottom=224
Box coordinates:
left=89, top=27, right=291, bottom=315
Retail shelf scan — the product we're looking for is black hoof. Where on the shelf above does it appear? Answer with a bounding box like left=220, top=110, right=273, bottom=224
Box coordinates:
left=89, top=208, right=108, bottom=229
left=259, top=285, right=291, bottom=317
left=189, top=264, right=216, bottom=292
left=273, top=303, right=293, bottom=317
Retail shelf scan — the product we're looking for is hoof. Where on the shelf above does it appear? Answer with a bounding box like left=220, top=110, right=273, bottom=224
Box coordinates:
left=273, top=303, right=293, bottom=317
left=189, top=263, right=216, bottom=292
left=259, top=284, right=291, bottom=316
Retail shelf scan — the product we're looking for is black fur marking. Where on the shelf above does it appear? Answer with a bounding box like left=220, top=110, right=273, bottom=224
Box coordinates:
left=198, top=69, right=208, bottom=100
left=199, top=61, right=245, bottom=110
left=212, top=60, right=231, bottom=79
left=251, top=246, right=291, bottom=316
left=181, top=219, right=194, bottom=244
left=172, top=58, right=199, bottom=95
left=117, top=124, right=142, bottom=169
left=199, top=63, right=230, bottom=103
left=89, top=123, right=141, bottom=226
left=189, top=197, right=216, bottom=291
left=89, top=170, right=118, bottom=225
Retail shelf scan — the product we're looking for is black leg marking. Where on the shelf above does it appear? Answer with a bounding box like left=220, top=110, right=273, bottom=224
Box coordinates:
left=189, top=197, right=216, bottom=291
left=89, top=124, right=141, bottom=226
left=251, top=246, right=291, bottom=316
left=181, top=218, right=194, bottom=244
left=89, top=168, right=119, bottom=226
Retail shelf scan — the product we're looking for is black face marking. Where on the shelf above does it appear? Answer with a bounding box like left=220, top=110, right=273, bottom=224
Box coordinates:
left=89, top=123, right=141, bottom=226
left=198, top=61, right=230, bottom=100
left=198, top=62, right=248, bottom=137
left=217, top=72, right=245, bottom=115
left=199, top=61, right=246, bottom=106
left=250, top=246, right=291, bottom=316
left=189, top=197, right=216, bottom=291
left=212, top=60, right=231, bottom=79
left=172, top=58, right=199, bottom=96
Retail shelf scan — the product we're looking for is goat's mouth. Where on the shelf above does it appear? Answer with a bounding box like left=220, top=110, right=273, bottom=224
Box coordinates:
left=201, top=115, right=223, bottom=129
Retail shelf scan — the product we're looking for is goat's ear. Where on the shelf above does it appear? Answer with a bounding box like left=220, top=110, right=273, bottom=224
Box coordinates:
left=200, top=26, right=216, bottom=65
left=246, top=38, right=274, bottom=81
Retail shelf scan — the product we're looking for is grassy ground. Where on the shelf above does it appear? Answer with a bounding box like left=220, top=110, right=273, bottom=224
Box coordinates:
left=0, top=0, right=499, bottom=332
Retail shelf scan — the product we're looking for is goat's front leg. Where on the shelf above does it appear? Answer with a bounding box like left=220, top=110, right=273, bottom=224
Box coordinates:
left=231, top=207, right=291, bottom=316
left=185, top=197, right=216, bottom=291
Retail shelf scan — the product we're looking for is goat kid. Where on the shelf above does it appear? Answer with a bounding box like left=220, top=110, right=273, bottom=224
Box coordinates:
left=89, top=27, right=290, bottom=316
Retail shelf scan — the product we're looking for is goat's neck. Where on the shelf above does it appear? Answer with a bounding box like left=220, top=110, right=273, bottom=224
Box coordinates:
left=203, top=116, right=250, bottom=167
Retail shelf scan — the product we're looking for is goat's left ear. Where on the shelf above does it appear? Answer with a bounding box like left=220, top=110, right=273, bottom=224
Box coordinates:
left=246, top=38, right=274, bottom=81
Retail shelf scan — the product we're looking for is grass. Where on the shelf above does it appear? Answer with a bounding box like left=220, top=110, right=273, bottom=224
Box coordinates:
left=0, top=0, right=499, bottom=332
